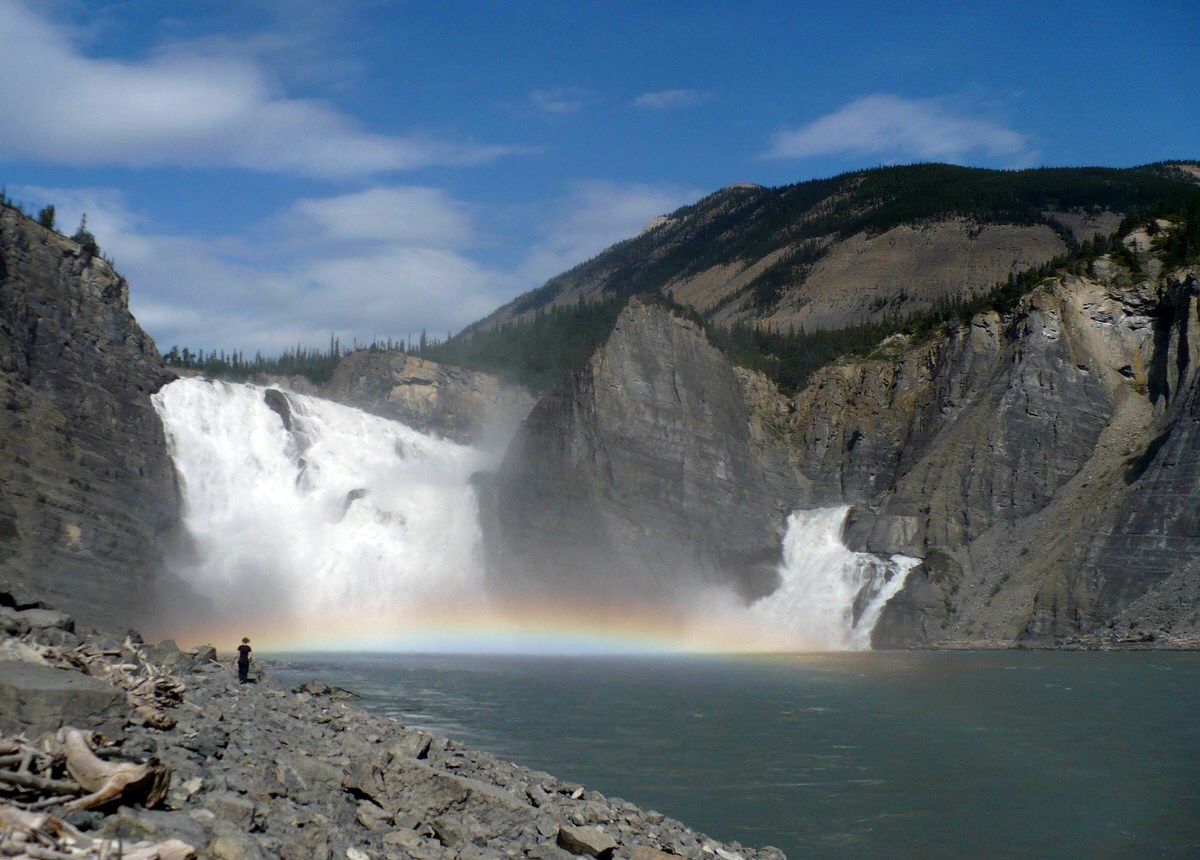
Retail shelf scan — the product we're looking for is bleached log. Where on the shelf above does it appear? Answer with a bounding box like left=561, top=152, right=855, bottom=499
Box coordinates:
left=61, top=730, right=169, bottom=812
left=0, top=771, right=80, bottom=795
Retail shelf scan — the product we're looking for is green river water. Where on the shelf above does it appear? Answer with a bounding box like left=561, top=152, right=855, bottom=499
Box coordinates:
left=273, top=651, right=1200, bottom=859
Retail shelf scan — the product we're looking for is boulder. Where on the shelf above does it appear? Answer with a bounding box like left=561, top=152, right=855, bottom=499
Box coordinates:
left=557, top=824, right=618, bottom=859
left=0, top=661, right=126, bottom=738
left=0, top=606, right=30, bottom=637
left=17, top=607, right=75, bottom=631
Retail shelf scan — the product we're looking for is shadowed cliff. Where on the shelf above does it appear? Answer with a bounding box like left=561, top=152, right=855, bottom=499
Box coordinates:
left=482, top=298, right=802, bottom=605
left=0, top=204, right=182, bottom=629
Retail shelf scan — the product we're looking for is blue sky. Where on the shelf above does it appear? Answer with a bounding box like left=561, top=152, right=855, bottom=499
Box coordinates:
left=1, top=0, right=1197, bottom=354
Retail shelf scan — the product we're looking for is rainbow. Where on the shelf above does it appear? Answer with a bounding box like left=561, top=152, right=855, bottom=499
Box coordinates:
left=143, top=595, right=829, bottom=656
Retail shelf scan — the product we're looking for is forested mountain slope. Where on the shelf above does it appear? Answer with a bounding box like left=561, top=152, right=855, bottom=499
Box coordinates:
left=477, top=163, right=1199, bottom=335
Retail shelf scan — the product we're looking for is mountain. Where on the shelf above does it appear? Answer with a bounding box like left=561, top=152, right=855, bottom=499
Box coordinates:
left=484, top=184, right=1200, bottom=647
left=479, top=164, right=1197, bottom=335
left=0, top=204, right=182, bottom=629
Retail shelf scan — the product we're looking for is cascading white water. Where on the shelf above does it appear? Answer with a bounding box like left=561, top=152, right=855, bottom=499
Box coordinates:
left=153, top=378, right=916, bottom=651
left=152, top=378, right=487, bottom=634
left=750, top=507, right=919, bottom=650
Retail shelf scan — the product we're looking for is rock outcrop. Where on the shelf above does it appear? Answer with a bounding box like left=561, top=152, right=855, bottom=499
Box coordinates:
left=325, top=350, right=534, bottom=446
left=0, top=205, right=181, bottom=630
left=484, top=299, right=803, bottom=604
left=775, top=242, right=1200, bottom=645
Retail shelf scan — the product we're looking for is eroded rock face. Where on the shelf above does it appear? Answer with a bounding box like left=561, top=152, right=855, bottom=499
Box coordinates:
left=772, top=258, right=1200, bottom=646
left=325, top=350, right=534, bottom=446
left=485, top=299, right=802, bottom=603
left=0, top=206, right=180, bottom=630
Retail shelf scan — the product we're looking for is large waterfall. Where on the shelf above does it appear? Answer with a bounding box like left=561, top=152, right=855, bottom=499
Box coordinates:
left=153, top=378, right=916, bottom=652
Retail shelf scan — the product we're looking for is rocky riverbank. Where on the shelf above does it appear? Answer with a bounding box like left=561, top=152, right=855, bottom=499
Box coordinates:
left=0, top=591, right=785, bottom=860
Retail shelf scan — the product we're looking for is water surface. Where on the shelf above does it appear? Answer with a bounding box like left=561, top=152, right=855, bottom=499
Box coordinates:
left=272, top=651, right=1200, bottom=859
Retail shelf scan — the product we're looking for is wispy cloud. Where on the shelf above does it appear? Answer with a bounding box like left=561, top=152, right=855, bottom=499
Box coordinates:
left=0, top=0, right=514, bottom=177
left=288, top=187, right=475, bottom=248
left=766, top=94, right=1035, bottom=166
left=517, top=181, right=701, bottom=286
left=529, top=87, right=597, bottom=116
left=633, top=89, right=714, bottom=110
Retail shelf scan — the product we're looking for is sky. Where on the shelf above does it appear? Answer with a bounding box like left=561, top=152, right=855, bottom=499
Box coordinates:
left=1, top=0, right=1197, bottom=355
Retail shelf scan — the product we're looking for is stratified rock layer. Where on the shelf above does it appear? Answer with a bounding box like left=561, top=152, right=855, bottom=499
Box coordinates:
left=325, top=350, right=534, bottom=445
left=0, top=206, right=180, bottom=629
left=486, top=299, right=802, bottom=603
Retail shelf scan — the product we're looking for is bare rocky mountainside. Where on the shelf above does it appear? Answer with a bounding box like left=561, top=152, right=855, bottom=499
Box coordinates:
left=0, top=207, right=182, bottom=631
left=472, top=163, right=1196, bottom=337
left=481, top=164, right=1200, bottom=647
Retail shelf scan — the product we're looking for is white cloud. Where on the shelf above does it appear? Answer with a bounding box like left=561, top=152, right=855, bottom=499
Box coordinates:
left=13, top=183, right=515, bottom=353
left=0, top=0, right=513, bottom=177
left=517, top=181, right=701, bottom=286
left=633, top=89, right=714, bottom=110
left=529, top=87, right=596, bottom=115
left=766, top=94, right=1035, bottom=166
left=289, top=187, right=475, bottom=248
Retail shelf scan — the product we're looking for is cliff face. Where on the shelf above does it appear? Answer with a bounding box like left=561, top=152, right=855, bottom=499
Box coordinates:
left=0, top=206, right=180, bottom=629
left=485, top=299, right=802, bottom=604
left=324, top=350, right=534, bottom=446
left=487, top=221, right=1200, bottom=646
left=781, top=240, right=1200, bottom=645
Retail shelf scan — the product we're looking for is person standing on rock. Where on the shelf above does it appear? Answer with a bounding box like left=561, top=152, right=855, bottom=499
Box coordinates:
left=234, top=637, right=252, bottom=683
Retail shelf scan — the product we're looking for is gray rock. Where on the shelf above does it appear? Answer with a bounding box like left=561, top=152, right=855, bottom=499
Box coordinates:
left=101, top=807, right=211, bottom=850
left=0, top=605, right=30, bottom=636
left=191, top=644, right=218, bottom=664
left=17, top=607, right=75, bottom=631
left=208, top=833, right=266, bottom=860
left=390, top=730, right=433, bottom=760
left=0, top=660, right=126, bottom=738
left=205, top=791, right=259, bottom=832
left=486, top=299, right=800, bottom=604
left=557, top=824, right=618, bottom=859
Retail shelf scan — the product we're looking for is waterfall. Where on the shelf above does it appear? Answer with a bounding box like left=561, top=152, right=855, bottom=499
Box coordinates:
left=153, top=378, right=915, bottom=651
left=152, top=378, right=487, bottom=642
left=750, top=507, right=919, bottom=650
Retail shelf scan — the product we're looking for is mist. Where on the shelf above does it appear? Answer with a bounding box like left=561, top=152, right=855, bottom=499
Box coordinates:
left=151, top=378, right=913, bottom=653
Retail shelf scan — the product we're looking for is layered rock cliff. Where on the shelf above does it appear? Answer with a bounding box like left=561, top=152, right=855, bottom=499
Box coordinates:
left=786, top=230, right=1200, bottom=645
left=483, top=299, right=802, bottom=604
left=324, top=350, right=534, bottom=446
left=487, top=215, right=1200, bottom=646
left=0, top=205, right=180, bottom=629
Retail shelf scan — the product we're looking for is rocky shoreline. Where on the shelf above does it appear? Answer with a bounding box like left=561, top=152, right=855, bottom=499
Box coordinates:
left=0, top=591, right=785, bottom=860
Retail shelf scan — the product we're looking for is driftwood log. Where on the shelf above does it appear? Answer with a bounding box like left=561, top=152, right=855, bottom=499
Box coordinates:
left=0, top=802, right=195, bottom=858
left=0, top=731, right=169, bottom=813
left=61, top=730, right=169, bottom=812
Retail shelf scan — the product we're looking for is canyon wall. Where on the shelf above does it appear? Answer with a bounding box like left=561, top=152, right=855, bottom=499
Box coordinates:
left=0, top=206, right=181, bottom=629
left=488, top=232, right=1200, bottom=645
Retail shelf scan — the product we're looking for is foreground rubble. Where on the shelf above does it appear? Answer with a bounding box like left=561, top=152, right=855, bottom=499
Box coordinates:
left=0, top=590, right=784, bottom=860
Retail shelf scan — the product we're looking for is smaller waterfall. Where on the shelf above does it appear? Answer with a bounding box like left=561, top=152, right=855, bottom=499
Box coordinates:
left=751, top=507, right=918, bottom=650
